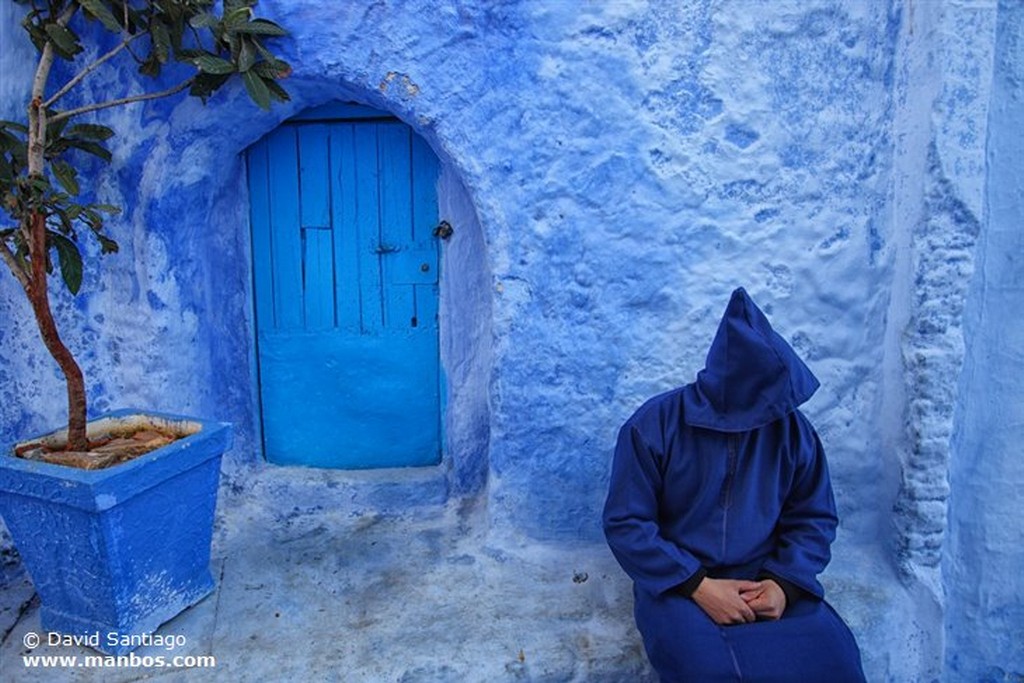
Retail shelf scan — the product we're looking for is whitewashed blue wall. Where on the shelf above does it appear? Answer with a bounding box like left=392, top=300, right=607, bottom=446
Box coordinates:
left=944, top=1, right=1024, bottom=679
left=0, top=2, right=1019, bottom=680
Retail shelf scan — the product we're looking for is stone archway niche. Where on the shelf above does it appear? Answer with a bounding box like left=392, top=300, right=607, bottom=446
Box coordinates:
left=183, top=78, right=492, bottom=502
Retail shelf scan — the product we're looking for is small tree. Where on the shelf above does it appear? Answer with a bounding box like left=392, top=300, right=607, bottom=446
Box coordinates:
left=0, top=0, right=290, bottom=451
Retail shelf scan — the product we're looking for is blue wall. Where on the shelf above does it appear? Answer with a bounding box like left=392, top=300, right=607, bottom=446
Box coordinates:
left=1, top=1, right=1019, bottom=679
left=945, top=0, right=1024, bottom=679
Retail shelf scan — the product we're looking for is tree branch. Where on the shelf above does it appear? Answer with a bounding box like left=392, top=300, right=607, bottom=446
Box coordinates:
left=49, top=78, right=195, bottom=125
left=29, top=57, right=55, bottom=177
left=44, top=33, right=146, bottom=109
left=0, top=239, right=31, bottom=294
left=58, top=3, right=78, bottom=26
left=26, top=2, right=76, bottom=176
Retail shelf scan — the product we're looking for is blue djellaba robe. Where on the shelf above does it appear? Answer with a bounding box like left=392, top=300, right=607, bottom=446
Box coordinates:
left=603, top=288, right=865, bottom=683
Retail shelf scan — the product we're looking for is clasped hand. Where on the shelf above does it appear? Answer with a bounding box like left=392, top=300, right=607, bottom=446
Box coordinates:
left=691, top=577, right=787, bottom=625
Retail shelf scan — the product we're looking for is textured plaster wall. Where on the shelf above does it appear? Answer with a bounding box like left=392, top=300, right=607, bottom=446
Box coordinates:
left=0, top=1, right=1016, bottom=680
left=945, top=0, right=1024, bottom=679
left=892, top=0, right=994, bottom=589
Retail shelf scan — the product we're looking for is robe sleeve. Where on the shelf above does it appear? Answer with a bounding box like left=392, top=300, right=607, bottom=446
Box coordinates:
left=603, top=421, right=705, bottom=596
left=759, top=415, right=838, bottom=600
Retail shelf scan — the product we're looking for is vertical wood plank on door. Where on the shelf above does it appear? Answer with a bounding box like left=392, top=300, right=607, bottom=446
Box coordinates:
left=303, top=230, right=334, bottom=328
left=298, top=124, right=331, bottom=228
left=378, top=122, right=415, bottom=330
left=267, top=127, right=303, bottom=329
left=298, top=124, right=335, bottom=328
left=410, top=134, right=440, bottom=331
left=331, top=123, right=361, bottom=333
left=410, top=134, right=439, bottom=244
left=354, top=125, right=383, bottom=334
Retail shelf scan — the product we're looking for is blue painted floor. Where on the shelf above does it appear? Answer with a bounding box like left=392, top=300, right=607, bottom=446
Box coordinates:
left=0, top=467, right=654, bottom=682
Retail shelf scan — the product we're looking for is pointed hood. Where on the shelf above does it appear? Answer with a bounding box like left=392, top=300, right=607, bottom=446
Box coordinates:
left=682, top=287, right=819, bottom=432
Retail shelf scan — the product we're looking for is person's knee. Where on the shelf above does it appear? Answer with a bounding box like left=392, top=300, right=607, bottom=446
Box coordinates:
left=637, top=600, right=740, bottom=683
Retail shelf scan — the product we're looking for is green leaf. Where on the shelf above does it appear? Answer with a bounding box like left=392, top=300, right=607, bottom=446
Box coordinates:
left=97, top=234, right=119, bottom=254
left=237, top=39, right=256, bottom=72
left=242, top=71, right=271, bottom=110
left=225, top=33, right=241, bottom=62
left=151, top=21, right=171, bottom=64
left=25, top=21, right=47, bottom=54
left=234, top=19, right=288, bottom=36
left=55, top=208, right=75, bottom=236
left=224, top=6, right=253, bottom=29
left=0, top=121, right=29, bottom=134
left=27, top=176, right=50, bottom=192
left=67, top=140, right=112, bottom=163
left=252, top=39, right=278, bottom=63
left=0, top=129, right=26, bottom=154
left=193, top=53, right=236, bottom=75
left=66, top=124, right=115, bottom=142
left=81, top=208, right=101, bottom=228
left=264, top=78, right=291, bottom=104
left=50, top=233, right=82, bottom=294
left=139, top=55, right=162, bottom=78
left=51, top=161, right=79, bottom=196
left=44, top=22, right=83, bottom=59
left=253, top=60, right=291, bottom=79
left=188, top=12, right=220, bottom=30
left=175, top=48, right=203, bottom=61
left=46, top=113, right=69, bottom=140
left=189, top=72, right=231, bottom=101
left=79, top=0, right=123, bottom=33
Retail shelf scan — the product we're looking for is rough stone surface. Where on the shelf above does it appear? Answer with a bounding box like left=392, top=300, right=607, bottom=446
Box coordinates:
left=892, top=1, right=993, bottom=600
left=944, top=1, right=1024, bottom=680
left=0, top=1, right=1019, bottom=681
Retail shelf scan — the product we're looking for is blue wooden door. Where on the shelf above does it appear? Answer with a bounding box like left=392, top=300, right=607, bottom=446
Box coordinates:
left=247, top=103, right=441, bottom=468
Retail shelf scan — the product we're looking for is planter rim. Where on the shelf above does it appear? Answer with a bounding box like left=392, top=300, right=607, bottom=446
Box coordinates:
left=0, top=409, right=230, bottom=486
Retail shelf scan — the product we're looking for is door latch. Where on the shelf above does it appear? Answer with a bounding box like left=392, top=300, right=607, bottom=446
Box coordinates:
left=433, top=221, right=453, bottom=240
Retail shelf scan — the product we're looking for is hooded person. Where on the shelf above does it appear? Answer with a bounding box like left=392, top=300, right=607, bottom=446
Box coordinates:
left=603, top=287, right=865, bottom=683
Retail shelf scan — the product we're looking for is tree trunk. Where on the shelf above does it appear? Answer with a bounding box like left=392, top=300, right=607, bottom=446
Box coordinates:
left=23, top=27, right=89, bottom=451
left=26, top=211, right=89, bottom=451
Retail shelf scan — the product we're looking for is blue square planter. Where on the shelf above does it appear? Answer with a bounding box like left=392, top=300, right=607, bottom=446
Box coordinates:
left=0, top=410, right=231, bottom=654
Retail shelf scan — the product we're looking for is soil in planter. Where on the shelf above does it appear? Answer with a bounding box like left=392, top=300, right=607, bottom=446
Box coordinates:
left=14, top=427, right=183, bottom=471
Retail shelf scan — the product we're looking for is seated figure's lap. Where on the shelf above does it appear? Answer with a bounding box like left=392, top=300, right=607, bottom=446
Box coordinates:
left=635, top=591, right=865, bottom=683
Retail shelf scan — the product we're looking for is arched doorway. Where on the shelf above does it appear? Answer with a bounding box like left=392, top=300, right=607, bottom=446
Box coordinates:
left=246, top=102, right=443, bottom=469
